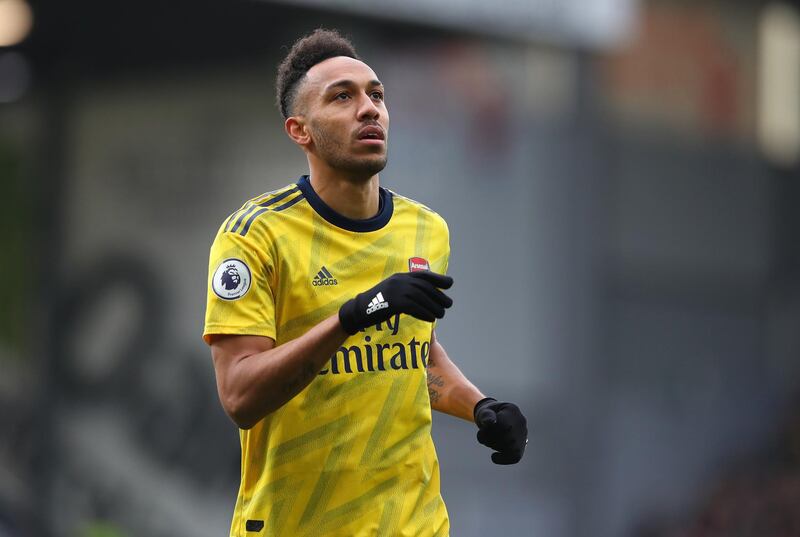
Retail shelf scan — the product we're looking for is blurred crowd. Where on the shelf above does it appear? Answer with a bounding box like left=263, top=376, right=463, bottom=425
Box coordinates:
left=642, top=401, right=800, bottom=537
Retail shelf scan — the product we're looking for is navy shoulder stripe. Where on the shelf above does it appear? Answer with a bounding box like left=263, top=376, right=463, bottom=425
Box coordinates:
left=229, top=187, right=301, bottom=233
left=272, top=193, right=305, bottom=212
left=237, top=191, right=306, bottom=236
left=238, top=207, right=270, bottom=236
left=228, top=204, right=259, bottom=234
left=261, top=186, right=300, bottom=208
left=222, top=201, right=250, bottom=232
left=223, top=186, right=301, bottom=234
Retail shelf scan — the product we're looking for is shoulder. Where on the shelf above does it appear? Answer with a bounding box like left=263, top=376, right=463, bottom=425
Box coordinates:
left=216, top=182, right=306, bottom=239
left=387, top=189, right=439, bottom=215
left=387, top=189, right=448, bottom=231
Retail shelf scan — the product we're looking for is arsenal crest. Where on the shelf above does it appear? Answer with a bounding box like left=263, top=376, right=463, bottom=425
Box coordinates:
left=408, top=257, right=430, bottom=272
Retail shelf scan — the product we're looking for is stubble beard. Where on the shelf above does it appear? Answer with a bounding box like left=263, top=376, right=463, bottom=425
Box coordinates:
left=311, top=122, right=388, bottom=182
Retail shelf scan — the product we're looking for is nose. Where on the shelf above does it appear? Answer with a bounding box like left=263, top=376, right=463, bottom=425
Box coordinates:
left=356, top=92, right=380, bottom=121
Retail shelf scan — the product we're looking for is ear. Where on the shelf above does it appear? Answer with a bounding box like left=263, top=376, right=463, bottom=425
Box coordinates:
left=285, top=116, right=312, bottom=147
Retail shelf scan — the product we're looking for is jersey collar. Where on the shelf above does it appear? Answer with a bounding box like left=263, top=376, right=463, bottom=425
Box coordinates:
left=296, top=175, right=393, bottom=233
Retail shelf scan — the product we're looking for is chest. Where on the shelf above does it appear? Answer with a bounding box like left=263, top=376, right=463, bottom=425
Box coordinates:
left=276, top=224, right=426, bottom=306
left=268, top=219, right=439, bottom=341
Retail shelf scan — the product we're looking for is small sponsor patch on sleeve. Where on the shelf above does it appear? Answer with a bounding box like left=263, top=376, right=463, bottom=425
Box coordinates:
left=212, top=258, right=252, bottom=300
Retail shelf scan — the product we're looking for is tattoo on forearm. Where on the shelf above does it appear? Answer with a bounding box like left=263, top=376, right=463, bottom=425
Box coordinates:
left=427, top=372, right=445, bottom=405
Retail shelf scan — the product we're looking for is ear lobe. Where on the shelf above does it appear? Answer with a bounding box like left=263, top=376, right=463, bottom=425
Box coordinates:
left=285, top=117, right=311, bottom=146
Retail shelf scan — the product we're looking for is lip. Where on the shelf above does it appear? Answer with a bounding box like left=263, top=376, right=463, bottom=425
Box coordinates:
left=356, top=125, right=385, bottom=141
left=356, top=138, right=385, bottom=146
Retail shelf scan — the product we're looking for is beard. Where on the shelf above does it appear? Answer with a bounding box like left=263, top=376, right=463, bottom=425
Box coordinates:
left=310, top=120, right=388, bottom=181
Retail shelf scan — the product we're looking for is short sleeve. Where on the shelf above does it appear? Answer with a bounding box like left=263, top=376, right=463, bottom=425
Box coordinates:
left=203, top=223, right=276, bottom=344
left=432, top=215, right=450, bottom=275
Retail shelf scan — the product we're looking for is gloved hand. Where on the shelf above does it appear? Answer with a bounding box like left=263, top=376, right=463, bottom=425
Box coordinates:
left=338, top=271, right=454, bottom=335
left=474, top=397, right=528, bottom=465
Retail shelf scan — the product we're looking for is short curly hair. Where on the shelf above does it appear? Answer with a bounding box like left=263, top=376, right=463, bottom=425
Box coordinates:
left=276, top=29, right=361, bottom=118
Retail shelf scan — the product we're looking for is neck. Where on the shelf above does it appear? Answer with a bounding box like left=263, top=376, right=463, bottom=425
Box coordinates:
left=306, top=158, right=380, bottom=220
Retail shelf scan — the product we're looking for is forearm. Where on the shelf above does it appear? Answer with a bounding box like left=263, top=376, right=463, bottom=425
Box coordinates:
left=213, top=314, right=348, bottom=428
left=427, top=335, right=484, bottom=422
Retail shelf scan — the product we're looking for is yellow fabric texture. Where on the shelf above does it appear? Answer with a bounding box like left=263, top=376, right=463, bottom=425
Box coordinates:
left=204, top=178, right=450, bottom=537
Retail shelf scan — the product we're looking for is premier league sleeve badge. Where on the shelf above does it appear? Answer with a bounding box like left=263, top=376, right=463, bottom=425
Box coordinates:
left=212, top=258, right=252, bottom=300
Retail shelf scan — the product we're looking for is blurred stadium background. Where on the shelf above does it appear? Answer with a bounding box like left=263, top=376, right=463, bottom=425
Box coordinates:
left=2, top=0, right=800, bottom=535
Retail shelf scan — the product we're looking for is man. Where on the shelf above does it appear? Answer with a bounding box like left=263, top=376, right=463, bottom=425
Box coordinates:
left=204, top=29, right=527, bottom=537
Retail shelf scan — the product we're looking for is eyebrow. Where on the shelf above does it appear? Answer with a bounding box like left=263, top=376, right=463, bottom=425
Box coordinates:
left=324, top=79, right=383, bottom=92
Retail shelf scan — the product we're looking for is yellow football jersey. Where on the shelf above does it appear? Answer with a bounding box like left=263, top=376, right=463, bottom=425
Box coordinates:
left=204, top=175, right=450, bottom=537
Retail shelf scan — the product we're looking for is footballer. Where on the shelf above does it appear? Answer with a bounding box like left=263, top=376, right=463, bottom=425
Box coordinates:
left=204, top=29, right=528, bottom=537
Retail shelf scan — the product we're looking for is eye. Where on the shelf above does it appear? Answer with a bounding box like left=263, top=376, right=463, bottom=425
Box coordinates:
left=371, top=91, right=384, bottom=101
left=335, top=92, right=350, bottom=101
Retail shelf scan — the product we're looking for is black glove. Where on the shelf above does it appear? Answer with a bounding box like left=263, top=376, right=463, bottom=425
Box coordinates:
left=474, top=397, right=528, bottom=465
left=338, top=271, right=454, bottom=335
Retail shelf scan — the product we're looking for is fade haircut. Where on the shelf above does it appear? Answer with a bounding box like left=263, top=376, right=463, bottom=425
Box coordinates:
left=276, top=29, right=361, bottom=118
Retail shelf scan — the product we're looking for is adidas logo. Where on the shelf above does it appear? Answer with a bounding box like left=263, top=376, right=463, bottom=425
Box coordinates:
left=312, top=266, right=338, bottom=286
left=365, top=292, right=389, bottom=315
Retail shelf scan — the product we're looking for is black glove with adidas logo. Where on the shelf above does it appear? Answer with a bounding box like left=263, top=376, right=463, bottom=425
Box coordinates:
left=338, top=271, right=454, bottom=335
left=474, top=397, right=528, bottom=465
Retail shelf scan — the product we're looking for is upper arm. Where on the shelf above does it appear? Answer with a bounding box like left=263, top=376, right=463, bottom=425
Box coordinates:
left=209, top=333, right=276, bottom=419
left=210, top=333, right=275, bottom=384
